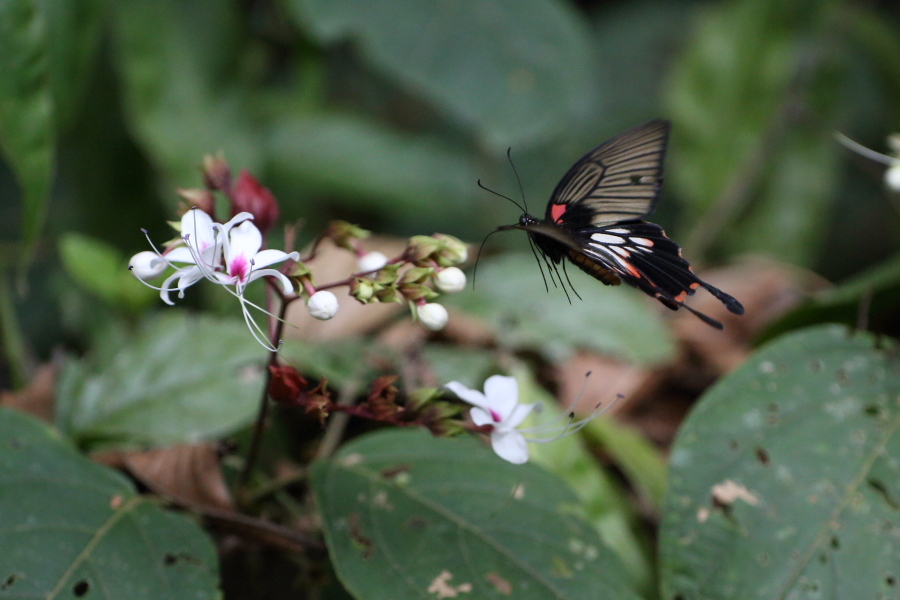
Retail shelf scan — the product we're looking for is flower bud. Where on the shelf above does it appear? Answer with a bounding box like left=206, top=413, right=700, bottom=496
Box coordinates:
left=176, top=188, right=215, bottom=216
left=886, top=162, right=900, bottom=192
left=434, top=267, right=466, bottom=293
left=433, top=234, right=468, bottom=266
left=418, top=302, right=448, bottom=331
left=202, top=153, right=231, bottom=191
left=405, top=235, right=442, bottom=262
left=231, top=170, right=280, bottom=234
left=268, top=364, right=307, bottom=406
left=128, top=251, right=166, bottom=280
left=307, top=290, right=339, bottom=320
left=400, top=282, right=438, bottom=302
left=398, top=267, right=433, bottom=285
left=327, top=221, right=370, bottom=252
left=350, top=278, right=376, bottom=303
left=357, top=251, right=388, bottom=274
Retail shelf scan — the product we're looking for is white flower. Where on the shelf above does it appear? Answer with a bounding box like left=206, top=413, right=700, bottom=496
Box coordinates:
left=445, top=374, right=617, bottom=465
left=445, top=376, right=535, bottom=464
left=418, top=303, right=448, bottom=331
left=357, top=251, right=388, bottom=274
left=434, top=267, right=466, bottom=293
left=307, top=290, right=339, bottom=320
left=128, top=251, right=166, bottom=280
left=886, top=163, right=900, bottom=192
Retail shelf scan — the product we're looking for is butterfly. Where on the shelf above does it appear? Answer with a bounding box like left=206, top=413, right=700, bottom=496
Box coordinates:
left=485, top=119, right=744, bottom=329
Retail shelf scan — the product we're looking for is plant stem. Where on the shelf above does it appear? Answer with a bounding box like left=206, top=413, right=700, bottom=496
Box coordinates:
left=240, top=296, right=292, bottom=486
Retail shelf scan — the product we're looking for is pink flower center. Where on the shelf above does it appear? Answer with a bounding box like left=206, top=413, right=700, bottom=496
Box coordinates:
left=489, top=409, right=502, bottom=423
left=229, top=254, right=250, bottom=283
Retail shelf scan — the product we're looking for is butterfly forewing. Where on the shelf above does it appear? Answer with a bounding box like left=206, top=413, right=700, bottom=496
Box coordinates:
left=547, top=120, right=670, bottom=226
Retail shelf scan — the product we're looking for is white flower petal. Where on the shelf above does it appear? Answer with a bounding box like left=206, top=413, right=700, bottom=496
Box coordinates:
left=129, top=251, right=166, bottom=280
left=221, top=211, right=254, bottom=232
left=247, top=269, right=294, bottom=294
left=506, top=402, right=536, bottom=429
left=469, top=407, right=494, bottom=427
left=358, top=251, right=388, bottom=273
left=226, top=221, right=262, bottom=265
left=483, top=375, right=518, bottom=419
left=180, top=209, right=215, bottom=252
left=164, top=247, right=198, bottom=264
left=444, top=381, right=488, bottom=409
left=252, top=249, right=299, bottom=270
left=490, top=430, right=529, bottom=464
left=886, top=163, right=900, bottom=192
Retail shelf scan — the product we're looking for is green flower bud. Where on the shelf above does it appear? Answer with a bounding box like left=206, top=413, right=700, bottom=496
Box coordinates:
left=328, top=220, right=371, bottom=251
left=405, top=235, right=442, bottom=262
left=350, top=278, right=376, bottom=303
left=398, top=266, right=434, bottom=285
left=400, top=283, right=439, bottom=302
left=433, top=234, right=468, bottom=266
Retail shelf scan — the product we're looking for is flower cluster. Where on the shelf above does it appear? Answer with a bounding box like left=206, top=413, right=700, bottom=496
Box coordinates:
left=129, top=155, right=470, bottom=350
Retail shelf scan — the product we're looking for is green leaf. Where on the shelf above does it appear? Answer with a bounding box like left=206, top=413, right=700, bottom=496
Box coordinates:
left=419, top=344, right=496, bottom=390
left=448, top=253, right=677, bottom=365
left=0, top=407, right=219, bottom=599
left=760, top=252, right=900, bottom=342
left=513, top=366, right=655, bottom=596
left=280, top=339, right=386, bottom=387
left=55, top=311, right=265, bottom=450
left=664, top=0, right=842, bottom=265
left=266, top=113, right=475, bottom=227
left=310, top=428, right=641, bottom=600
left=0, top=0, right=54, bottom=265
left=38, top=0, right=104, bottom=130
left=58, top=231, right=158, bottom=312
left=659, top=325, right=900, bottom=598
left=288, top=0, right=598, bottom=151
left=110, top=0, right=261, bottom=190
left=583, top=417, right=668, bottom=513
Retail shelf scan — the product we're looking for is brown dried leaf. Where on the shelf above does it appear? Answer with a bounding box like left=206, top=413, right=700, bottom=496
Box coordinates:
left=0, top=363, right=56, bottom=422
left=122, top=443, right=233, bottom=511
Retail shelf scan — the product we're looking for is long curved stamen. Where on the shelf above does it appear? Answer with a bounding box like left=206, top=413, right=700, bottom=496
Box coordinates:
left=520, top=371, right=593, bottom=433
left=141, top=229, right=185, bottom=272
left=523, top=394, right=622, bottom=443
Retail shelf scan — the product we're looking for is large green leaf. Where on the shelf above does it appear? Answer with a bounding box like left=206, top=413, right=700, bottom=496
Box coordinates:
left=0, top=407, right=219, bottom=599
left=266, top=113, right=476, bottom=228
left=664, top=0, right=842, bottom=266
left=449, top=253, right=676, bottom=365
left=659, top=325, right=900, bottom=598
left=109, top=0, right=260, bottom=190
left=58, top=231, right=158, bottom=312
left=310, top=428, right=641, bottom=600
left=55, top=312, right=265, bottom=450
left=288, top=0, right=598, bottom=151
left=38, top=0, right=104, bottom=130
left=0, top=0, right=54, bottom=265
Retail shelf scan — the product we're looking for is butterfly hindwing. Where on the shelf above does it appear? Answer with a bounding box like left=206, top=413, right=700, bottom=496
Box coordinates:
left=546, top=120, right=670, bottom=227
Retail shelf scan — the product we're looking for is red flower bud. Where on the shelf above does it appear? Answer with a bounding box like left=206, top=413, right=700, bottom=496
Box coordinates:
left=202, top=154, right=232, bottom=192
left=231, top=170, right=280, bottom=234
left=268, top=364, right=307, bottom=405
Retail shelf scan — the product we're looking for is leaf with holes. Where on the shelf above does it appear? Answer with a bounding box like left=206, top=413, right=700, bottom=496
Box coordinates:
left=659, top=325, right=900, bottom=598
left=310, top=428, right=641, bottom=600
left=0, top=407, right=219, bottom=599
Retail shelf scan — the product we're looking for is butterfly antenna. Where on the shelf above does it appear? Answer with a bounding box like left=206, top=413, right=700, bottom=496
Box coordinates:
left=472, top=228, right=505, bottom=290
left=477, top=180, right=525, bottom=214
left=506, top=148, right=528, bottom=214
left=527, top=237, right=550, bottom=293
left=561, top=260, right=583, bottom=301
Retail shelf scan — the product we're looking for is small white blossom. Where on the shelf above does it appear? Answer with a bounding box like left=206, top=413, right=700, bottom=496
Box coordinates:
left=128, top=251, right=166, bottom=281
left=434, top=267, right=466, bottom=293
left=886, top=163, right=900, bottom=192
left=308, top=290, right=339, bottom=320
left=445, top=374, right=616, bottom=465
left=357, top=251, right=388, bottom=274
left=418, top=303, right=448, bottom=331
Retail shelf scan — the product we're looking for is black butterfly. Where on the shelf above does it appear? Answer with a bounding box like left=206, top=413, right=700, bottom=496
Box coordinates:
left=485, top=119, right=744, bottom=329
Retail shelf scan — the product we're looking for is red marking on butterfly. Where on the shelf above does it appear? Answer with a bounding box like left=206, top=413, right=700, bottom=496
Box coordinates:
left=550, top=204, right=566, bottom=223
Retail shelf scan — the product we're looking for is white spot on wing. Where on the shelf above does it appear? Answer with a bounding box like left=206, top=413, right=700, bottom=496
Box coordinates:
left=631, top=237, right=653, bottom=247
left=611, top=246, right=630, bottom=258
left=591, top=233, right=624, bottom=244
left=606, top=228, right=630, bottom=234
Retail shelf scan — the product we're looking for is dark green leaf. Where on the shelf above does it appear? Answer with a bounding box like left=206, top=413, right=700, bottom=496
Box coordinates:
left=659, top=325, right=900, bottom=598
left=0, top=0, right=54, bottom=265
left=58, top=231, right=158, bottom=312
left=310, top=428, right=641, bottom=600
left=110, top=0, right=261, bottom=190
left=448, top=253, right=676, bottom=365
left=38, top=0, right=104, bottom=130
left=266, top=113, right=475, bottom=227
left=665, top=0, right=843, bottom=265
left=0, top=407, right=219, bottom=599
left=55, top=311, right=265, bottom=450
left=289, top=0, right=598, bottom=151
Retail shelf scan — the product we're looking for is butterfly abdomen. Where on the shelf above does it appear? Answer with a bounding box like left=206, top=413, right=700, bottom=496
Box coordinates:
left=566, top=248, right=622, bottom=286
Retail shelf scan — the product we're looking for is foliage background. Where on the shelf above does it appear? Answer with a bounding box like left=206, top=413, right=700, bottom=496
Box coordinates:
left=2, top=0, right=900, bottom=598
